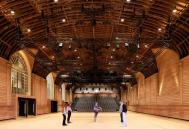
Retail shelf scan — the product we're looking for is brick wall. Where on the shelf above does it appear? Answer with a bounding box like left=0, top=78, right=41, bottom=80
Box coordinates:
left=127, top=50, right=189, bottom=120
left=0, top=57, right=15, bottom=120
left=32, top=74, right=50, bottom=115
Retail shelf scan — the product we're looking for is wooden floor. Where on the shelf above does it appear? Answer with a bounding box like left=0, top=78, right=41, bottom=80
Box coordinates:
left=0, top=112, right=188, bottom=129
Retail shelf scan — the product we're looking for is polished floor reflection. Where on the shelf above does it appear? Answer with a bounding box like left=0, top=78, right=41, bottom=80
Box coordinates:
left=0, top=112, right=188, bottom=129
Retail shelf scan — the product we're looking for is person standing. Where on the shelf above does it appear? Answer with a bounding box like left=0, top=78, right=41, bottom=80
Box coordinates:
left=121, top=102, right=128, bottom=127
left=93, top=102, right=102, bottom=122
left=67, top=103, right=72, bottom=123
left=62, top=102, right=68, bottom=126
left=119, top=101, right=123, bottom=123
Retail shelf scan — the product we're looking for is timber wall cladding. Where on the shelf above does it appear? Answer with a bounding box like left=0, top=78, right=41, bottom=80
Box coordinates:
left=127, top=51, right=189, bottom=120
left=182, top=56, right=189, bottom=105
left=0, top=57, right=15, bottom=120
left=55, top=86, right=62, bottom=111
left=32, top=74, right=49, bottom=115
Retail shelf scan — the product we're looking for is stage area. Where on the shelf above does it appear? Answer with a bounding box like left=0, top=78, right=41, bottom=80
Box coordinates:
left=0, top=112, right=188, bottom=129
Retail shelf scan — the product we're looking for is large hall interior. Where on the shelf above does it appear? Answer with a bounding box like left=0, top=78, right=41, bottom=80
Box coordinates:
left=0, top=0, right=189, bottom=129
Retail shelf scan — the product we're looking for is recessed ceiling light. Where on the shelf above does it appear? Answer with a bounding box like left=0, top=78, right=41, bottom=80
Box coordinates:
left=42, top=45, right=46, bottom=49
left=136, top=55, right=139, bottom=58
left=115, top=37, right=119, bottom=40
left=126, top=0, right=131, bottom=2
left=77, top=56, right=80, bottom=59
left=110, top=56, right=113, bottom=59
left=131, top=61, right=134, bottom=64
left=11, top=10, right=15, bottom=15
left=62, top=18, right=66, bottom=23
left=112, top=48, right=115, bottom=52
left=27, top=28, right=31, bottom=33
left=54, top=0, right=58, bottom=3
left=74, top=49, right=77, bottom=52
left=121, top=18, right=125, bottom=22
left=158, top=28, right=162, bottom=31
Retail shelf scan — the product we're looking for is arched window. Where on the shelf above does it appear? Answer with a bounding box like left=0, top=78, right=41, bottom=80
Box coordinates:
left=10, top=53, right=29, bottom=95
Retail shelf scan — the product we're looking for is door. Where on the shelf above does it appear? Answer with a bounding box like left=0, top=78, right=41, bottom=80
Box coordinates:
left=51, top=101, right=58, bottom=113
left=18, top=98, right=36, bottom=117
left=19, top=99, right=27, bottom=117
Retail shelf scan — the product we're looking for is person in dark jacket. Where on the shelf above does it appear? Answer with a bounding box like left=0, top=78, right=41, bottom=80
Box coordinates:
left=121, top=102, right=128, bottom=127
left=119, top=101, right=123, bottom=123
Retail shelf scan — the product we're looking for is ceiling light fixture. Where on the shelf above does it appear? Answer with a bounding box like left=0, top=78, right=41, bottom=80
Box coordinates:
left=144, top=44, right=148, bottom=48
left=69, top=44, right=72, bottom=49
left=60, top=74, right=69, bottom=78
left=172, top=9, right=177, bottom=13
left=11, top=10, right=15, bottom=15
left=112, top=48, right=115, bottom=52
left=107, top=42, right=111, bottom=47
left=59, top=42, right=63, bottom=47
left=42, top=45, right=46, bottom=49
left=27, top=28, right=31, bottom=33
left=126, top=0, right=131, bottom=2
left=62, top=18, right=66, bottom=23
left=121, top=18, right=125, bottom=22
left=125, top=42, right=129, bottom=47
left=158, top=28, right=162, bottom=31
left=74, top=49, right=77, bottom=52
left=54, top=0, right=58, bottom=3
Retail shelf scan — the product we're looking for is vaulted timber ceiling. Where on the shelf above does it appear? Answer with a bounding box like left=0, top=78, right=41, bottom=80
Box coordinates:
left=0, top=0, right=188, bottom=85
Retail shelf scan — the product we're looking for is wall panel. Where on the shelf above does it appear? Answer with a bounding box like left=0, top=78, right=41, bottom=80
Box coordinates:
left=32, top=74, right=49, bottom=115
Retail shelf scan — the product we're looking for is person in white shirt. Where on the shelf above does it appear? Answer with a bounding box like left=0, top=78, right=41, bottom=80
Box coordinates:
left=67, top=103, right=72, bottom=123
left=62, top=102, right=68, bottom=126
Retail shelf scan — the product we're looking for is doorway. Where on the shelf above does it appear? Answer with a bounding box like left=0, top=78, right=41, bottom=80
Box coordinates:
left=18, top=98, right=36, bottom=117
left=51, top=101, right=58, bottom=113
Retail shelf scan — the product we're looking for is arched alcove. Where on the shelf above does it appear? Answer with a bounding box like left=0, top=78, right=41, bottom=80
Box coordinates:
left=46, top=73, right=55, bottom=100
